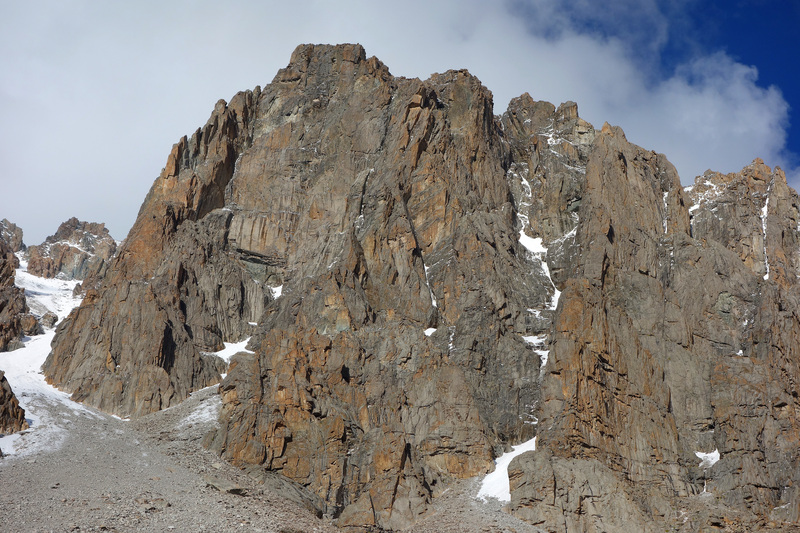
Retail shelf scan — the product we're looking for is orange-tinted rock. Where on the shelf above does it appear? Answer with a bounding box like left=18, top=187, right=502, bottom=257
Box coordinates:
left=42, top=44, right=800, bottom=531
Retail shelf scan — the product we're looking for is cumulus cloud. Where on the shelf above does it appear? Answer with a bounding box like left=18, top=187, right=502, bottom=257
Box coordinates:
left=0, top=0, right=795, bottom=243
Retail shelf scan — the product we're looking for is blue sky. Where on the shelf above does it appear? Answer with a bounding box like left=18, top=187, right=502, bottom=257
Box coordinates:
left=685, top=0, right=800, bottom=168
left=1, top=0, right=798, bottom=243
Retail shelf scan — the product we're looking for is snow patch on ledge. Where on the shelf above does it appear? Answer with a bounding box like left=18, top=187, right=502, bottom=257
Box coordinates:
left=522, top=334, right=550, bottom=367
left=203, top=338, right=254, bottom=363
left=270, top=285, right=283, bottom=299
left=424, top=328, right=437, bottom=337
left=518, top=224, right=561, bottom=311
left=477, top=437, right=537, bottom=502
left=695, top=449, right=720, bottom=469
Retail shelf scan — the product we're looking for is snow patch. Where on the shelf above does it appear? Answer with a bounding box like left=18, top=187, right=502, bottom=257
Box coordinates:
left=521, top=334, right=546, bottom=346
left=178, top=395, right=222, bottom=428
left=518, top=230, right=547, bottom=256
left=424, top=328, right=437, bottom=337
left=535, top=350, right=549, bottom=367
left=270, top=285, right=283, bottom=299
left=0, top=264, right=91, bottom=457
left=695, top=449, right=720, bottom=469
left=518, top=221, right=561, bottom=311
left=477, top=437, right=537, bottom=502
left=203, top=338, right=254, bottom=363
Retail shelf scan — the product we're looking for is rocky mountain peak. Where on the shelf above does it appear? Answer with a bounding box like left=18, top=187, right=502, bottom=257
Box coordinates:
left=25, top=217, right=117, bottom=281
left=0, top=219, right=25, bottom=253
left=688, top=158, right=799, bottom=286
left=40, top=44, right=800, bottom=531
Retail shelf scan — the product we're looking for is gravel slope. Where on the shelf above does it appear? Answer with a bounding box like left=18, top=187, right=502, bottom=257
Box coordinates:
left=1, top=378, right=540, bottom=533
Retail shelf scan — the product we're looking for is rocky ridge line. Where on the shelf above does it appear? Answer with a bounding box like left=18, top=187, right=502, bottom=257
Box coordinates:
left=26, top=217, right=117, bottom=282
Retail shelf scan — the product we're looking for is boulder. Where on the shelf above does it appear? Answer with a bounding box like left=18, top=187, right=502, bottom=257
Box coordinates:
left=41, top=311, right=58, bottom=329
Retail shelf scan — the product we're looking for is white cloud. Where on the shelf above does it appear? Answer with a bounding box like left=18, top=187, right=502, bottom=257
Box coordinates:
left=0, top=0, right=794, bottom=243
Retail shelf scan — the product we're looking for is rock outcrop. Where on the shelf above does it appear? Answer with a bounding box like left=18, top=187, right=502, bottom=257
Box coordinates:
left=26, top=217, right=117, bottom=280
left=44, top=44, right=800, bottom=531
left=0, top=236, right=34, bottom=351
left=0, top=219, right=25, bottom=253
left=0, top=370, right=28, bottom=436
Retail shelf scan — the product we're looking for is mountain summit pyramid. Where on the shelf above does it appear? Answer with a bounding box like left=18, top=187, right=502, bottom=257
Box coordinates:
left=42, top=44, right=800, bottom=531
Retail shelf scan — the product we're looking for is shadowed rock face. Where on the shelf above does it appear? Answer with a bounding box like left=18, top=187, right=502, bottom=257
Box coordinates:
left=43, top=44, right=800, bottom=531
left=26, top=217, right=117, bottom=281
left=0, top=370, right=28, bottom=436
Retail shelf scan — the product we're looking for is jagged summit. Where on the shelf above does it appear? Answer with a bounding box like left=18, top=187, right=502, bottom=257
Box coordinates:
left=0, top=219, right=25, bottom=253
left=40, top=44, right=800, bottom=531
left=24, top=217, right=116, bottom=281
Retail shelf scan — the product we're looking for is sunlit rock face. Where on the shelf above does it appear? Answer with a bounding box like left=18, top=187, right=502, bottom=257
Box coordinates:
left=26, top=217, right=117, bottom=281
left=43, top=44, right=800, bottom=531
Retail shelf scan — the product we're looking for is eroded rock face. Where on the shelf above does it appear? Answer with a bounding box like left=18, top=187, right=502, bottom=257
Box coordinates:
left=0, top=219, right=25, bottom=253
left=0, top=237, right=31, bottom=352
left=44, top=44, right=800, bottom=531
left=521, top=133, right=800, bottom=531
left=0, top=370, right=28, bottom=435
left=26, top=217, right=117, bottom=280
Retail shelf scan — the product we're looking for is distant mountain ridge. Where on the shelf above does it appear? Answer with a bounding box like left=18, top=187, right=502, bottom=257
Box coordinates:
left=36, top=44, right=800, bottom=532
left=26, top=217, right=117, bottom=282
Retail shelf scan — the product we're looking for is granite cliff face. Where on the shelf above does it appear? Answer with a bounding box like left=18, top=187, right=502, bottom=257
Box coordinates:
left=26, top=217, right=117, bottom=281
left=44, top=44, right=800, bottom=531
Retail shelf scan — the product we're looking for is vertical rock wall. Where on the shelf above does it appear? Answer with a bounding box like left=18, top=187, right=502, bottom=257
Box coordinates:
left=0, top=370, right=28, bottom=436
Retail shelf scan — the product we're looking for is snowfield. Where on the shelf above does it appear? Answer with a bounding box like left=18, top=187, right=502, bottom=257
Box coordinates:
left=477, top=437, right=537, bottom=502
left=0, top=260, right=91, bottom=456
